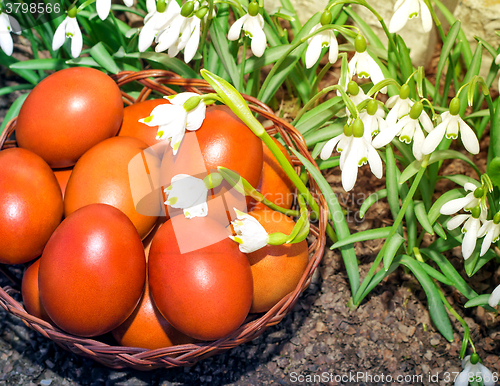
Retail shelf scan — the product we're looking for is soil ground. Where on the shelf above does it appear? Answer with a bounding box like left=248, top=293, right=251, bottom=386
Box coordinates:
left=1, top=43, right=500, bottom=386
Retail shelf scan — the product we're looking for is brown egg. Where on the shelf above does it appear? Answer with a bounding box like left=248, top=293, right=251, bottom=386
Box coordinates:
left=118, top=99, right=171, bottom=158
left=38, top=204, right=146, bottom=337
left=53, top=168, right=72, bottom=199
left=246, top=209, right=309, bottom=313
left=112, top=279, right=194, bottom=349
left=64, top=136, right=161, bottom=239
left=21, top=259, right=52, bottom=323
left=0, top=148, right=63, bottom=264
left=15, top=67, right=124, bottom=168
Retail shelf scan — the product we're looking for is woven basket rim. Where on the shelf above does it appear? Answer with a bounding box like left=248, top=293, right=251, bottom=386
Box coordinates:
left=0, top=70, right=329, bottom=370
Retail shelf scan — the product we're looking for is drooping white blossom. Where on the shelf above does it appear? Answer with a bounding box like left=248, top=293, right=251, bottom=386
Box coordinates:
left=440, top=182, right=483, bottom=215
left=389, top=0, right=432, bottom=34
left=138, top=0, right=180, bottom=52
left=139, top=92, right=206, bottom=154
left=0, top=12, right=21, bottom=56
left=164, top=174, right=208, bottom=219
left=446, top=207, right=486, bottom=260
left=52, top=15, right=83, bottom=58
left=96, top=0, right=133, bottom=21
left=305, top=23, right=338, bottom=69
left=230, top=209, right=269, bottom=253
left=228, top=2, right=267, bottom=57
left=454, top=354, right=495, bottom=386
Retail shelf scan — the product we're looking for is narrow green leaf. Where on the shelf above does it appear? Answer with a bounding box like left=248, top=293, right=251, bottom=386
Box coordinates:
left=343, top=7, right=384, bottom=50
left=331, top=227, right=391, bottom=249
left=0, top=51, right=39, bottom=85
left=464, top=294, right=491, bottom=308
left=120, top=52, right=198, bottom=78
left=417, top=66, right=424, bottom=98
left=428, top=189, right=464, bottom=225
left=66, top=57, right=100, bottom=67
left=490, top=98, right=500, bottom=160
left=386, top=146, right=401, bottom=222
left=474, top=35, right=498, bottom=59
left=303, top=122, right=344, bottom=147
left=471, top=250, right=496, bottom=276
left=396, top=35, right=415, bottom=99
left=421, top=248, right=478, bottom=299
left=10, top=58, right=69, bottom=71
left=383, top=233, right=405, bottom=270
left=428, top=235, right=461, bottom=253
left=420, top=264, right=454, bottom=286
left=459, top=44, right=483, bottom=115
left=414, top=201, right=434, bottom=235
left=464, top=248, right=481, bottom=277
left=290, top=65, right=312, bottom=105
left=487, top=157, right=500, bottom=188
left=440, top=174, right=481, bottom=188
left=433, top=223, right=447, bottom=239
left=0, top=93, right=29, bottom=136
left=244, top=45, right=292, bottom=74
left=399, top=255, right=455, bottom=342
left=0, top=84, right=34, bottom=96
left=360, top=258, right=401, bottom=300
left=289, top=148, right=360, bottom=294
left=89, top=42, right=120, bottom=74
left=435, top=21, right=461, bottom=95
left=295, top=97, right=343, bottom=135
left=279, top=0, right=302, bottom=34
left=359, top=189, right=388, bottom=218
left=209, top=18, right=241, bottom=88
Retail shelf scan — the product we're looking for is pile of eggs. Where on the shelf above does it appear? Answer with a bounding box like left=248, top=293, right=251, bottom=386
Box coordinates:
left=1, top=67, right=309, bottom=349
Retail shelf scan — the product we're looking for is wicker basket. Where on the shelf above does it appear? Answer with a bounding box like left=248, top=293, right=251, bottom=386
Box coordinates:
left=0, top=70, right=328, bottom=370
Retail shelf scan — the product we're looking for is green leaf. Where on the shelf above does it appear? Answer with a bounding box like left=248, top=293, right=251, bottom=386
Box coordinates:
left=487, top=157, right=500, bottom=188
left=399, top=255, right=455, bottom=342
left=471, top=250, right=496, bottom=276
left=289, top=147, right=360, bottom=294
left=417, top=66, right=424, bottom=98
left=400, top=150, right=480, bottom=184
left=434, top=21, right=461, bottom=99
left=0, top=51, right=39, bottom=85
left=490, top=98, right=500, bottom=160
left=317, top=157, right=340, bottom=170
left=0, top=84, right=34, bottom=96
left=359, top=258, right=401, bottom=301
left=459, top=44, right=483, bottom=115
left=257, top=12, right=321, bottom=104
left=359, top=189, right=387, bottom=219
left=303, top=121, right=345, bottom=147
left=433, top=223, right=447, bottom=239
left=464, top=294, right=492, bottom=308
left=66, top=57, right=100, bottom=67
left=464, top=248, right=480, bottom=277
left=244, top=45, right=292, bottom=74
left=428, top=189, right=464, bottom=225
left=344, top=7, right=384, bottom=50
left=89, top=42, right=120, bottom=74
left=440, top=174, right=481, bottom=188
left=295, top=97, right=343, bottom=135
left=331, top=227, right=391, bottom=249
left=420, top=264, right=454, bottom=286
left=278, top=0, right=302, bottom=34
left=0, top=93, right=29, bottom=136
left=428, top=235, right=461, bottom=253
left=383, top=233, right=405, bottom=270
left=396, top=35, right=415, bottom=99
left=414, top=201, right=434, bottom=235
left=9, top=58, right=69, bottom=71
left=209, top=17, right=241, bottom=88
left=290, top=65, right=312, bottom=105
left=421, top=248, right=478, bottom=299
left=119, top=52, right=198, bottom=78
left=386, top=146, right=401, bottom=223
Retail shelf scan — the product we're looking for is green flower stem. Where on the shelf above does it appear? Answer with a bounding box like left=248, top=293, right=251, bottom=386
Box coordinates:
left=354, top=155, right=430, bottom=305
left=199, top=0, right=215, bottom=57
left=309, top=62, right=332, bottom=100
left=77, top=0, right=96, bottom=12
left=260, top=24, right=356, bottom=101
left=239, top=37, right=248, bottom=92
left=214, top=0, right=244, bottom=16
left=201, top=69, right=321, bottom=217
left=293, top=84, right=357, bottom=125
left=437, top=288, right=472, bottom=359
left=111, top=12, right=126, bottom=50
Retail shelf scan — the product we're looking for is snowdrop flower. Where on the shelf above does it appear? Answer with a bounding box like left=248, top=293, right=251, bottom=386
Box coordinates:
left=477, top=212, right=500, bottom=257
left=230, top=209, right=269, bottom=253
left=422, top=97, right=480, bottom=156
left=0, top=12, right=20, bottom=56
left=359, top=100, right=387, bottom=137
left=155, top=1, right=201, bottom=63
left=349, top=34, right=386, bottom=93
left=139, top=0, right=180, bottom=52
left=139, top=92, right=206, bottom=154
left=228, top=0, right=267, bottom=57
left=389, top=0, right=432, bottom=34
left=165, top=174, right=208, bottom=219
left=96, top=0, right=133, bottom=21
left=320, top=118, right=383, bottom=192
left=455, top=353, right=495, bottom=386
left=488, top=283, right=500, bottom=307
left=440, top=183, right=484, bottom=215
left=52, top=8, right=82, bottom=58
left=372, top=101, right=433, bottom=161
left=385, top=84, right=413, bottom=127
left=305, top=10, right=338, bottom=69
left=446, top=206, right=486, bottom=260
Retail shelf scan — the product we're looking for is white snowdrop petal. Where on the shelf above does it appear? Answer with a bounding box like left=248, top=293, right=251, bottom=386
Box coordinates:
left=97, top=0, right=111, bottom=20
left=419, top=0, right=433, bottom=32
left=488, top=284, right=500, bottom=307
left=421, top=122, right=446, bottom=155
left=228, top=15, right=246, bottom=40
left=52, top=18, right=68, bottom=51
left=70, top=20, right=83, bottom=58
left=389, top=0, right=412, bottom=33
left=446, top=214, right=469, bottom=231
left=305, top=36, right=322, bottom=69
left=459, top=118, right=480, bottom=154
left=440, top=195, right=474, bottom=215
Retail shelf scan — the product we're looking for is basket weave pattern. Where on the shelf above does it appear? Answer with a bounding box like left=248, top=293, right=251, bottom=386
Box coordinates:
left=0, top=70, right=328, bottom=370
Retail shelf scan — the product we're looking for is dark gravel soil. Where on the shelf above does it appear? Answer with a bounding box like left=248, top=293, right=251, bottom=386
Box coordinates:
left=1, top=66, right=500, bottom=386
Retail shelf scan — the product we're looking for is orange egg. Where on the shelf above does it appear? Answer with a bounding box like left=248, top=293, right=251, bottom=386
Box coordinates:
left=118, top=99, right=171, bottom=158
left=21, top=259, right=52, bottom=323
left=53, top=168, right=72, bottom=199
left=246, top=209, right=309, bottom=313
left=15, top=67, right=124, bottom=168
left=38, top=204, right=146, bottom=337
left=0, top=148, right=63, bottom=264
left=148, top=216, right=253, bottom=341
left=112, top=280, right=194, bottom=349
left=253, top=137, right=295, bottom=210
left=64, top=136, right=161, bottom=239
